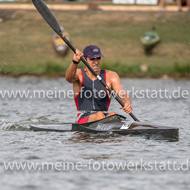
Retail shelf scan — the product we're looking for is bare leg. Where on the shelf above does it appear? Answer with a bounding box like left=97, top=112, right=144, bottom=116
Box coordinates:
left=106, top=112, right=116, bottom=117
left=187, top=0, right=190, bottom=11
left=159, top=0, right=165, bottom=11
left=176, top=0, right=182, bottom=11
left=88, top=111, right=116, bottom=123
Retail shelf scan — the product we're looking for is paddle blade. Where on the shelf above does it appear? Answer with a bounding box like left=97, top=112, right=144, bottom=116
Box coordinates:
left=32, top=0, right=62, bottom=37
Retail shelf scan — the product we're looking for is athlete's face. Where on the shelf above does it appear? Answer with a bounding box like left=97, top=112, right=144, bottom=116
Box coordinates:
left=86, top=57, right=101, bottom=72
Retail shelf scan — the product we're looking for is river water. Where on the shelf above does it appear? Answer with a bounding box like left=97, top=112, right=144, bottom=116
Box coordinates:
left=0, top=77, right=190, bottom=190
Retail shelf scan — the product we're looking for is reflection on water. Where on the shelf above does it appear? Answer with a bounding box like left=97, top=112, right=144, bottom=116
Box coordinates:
left=68, top=132, right=124, bottom=144
left=0, top=77, right=190, bottom=190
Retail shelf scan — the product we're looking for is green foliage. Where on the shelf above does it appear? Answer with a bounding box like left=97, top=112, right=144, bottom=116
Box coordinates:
left=39, top=61, right=65, bottom=74
left=173, top=63, right=190, bottom=74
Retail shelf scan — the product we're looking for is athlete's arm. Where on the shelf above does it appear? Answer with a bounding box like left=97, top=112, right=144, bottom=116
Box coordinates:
left=109, top=71, right=132, bottom=114
left=65, top=49, right=83, bottom=83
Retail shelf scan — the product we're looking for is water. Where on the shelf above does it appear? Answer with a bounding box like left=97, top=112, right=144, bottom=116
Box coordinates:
left=0, top=77, right=190, bottom=190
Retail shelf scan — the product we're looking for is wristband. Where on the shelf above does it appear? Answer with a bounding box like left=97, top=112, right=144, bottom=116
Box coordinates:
left=72, top=60, right=80, bottom=64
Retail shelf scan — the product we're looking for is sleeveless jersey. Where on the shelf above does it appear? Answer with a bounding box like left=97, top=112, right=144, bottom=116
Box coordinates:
left=74, top=69, right=111, bottom=111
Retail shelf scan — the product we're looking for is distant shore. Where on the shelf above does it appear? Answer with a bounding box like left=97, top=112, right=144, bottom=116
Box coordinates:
left=0, top=72, right=189, bottom=79
left=0, top=1, right=190, bottom=12
left=0, top=9, right=190, bottom=79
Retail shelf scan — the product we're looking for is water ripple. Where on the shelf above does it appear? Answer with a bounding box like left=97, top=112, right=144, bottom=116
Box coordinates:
left=0, top=77, right=190, bottom=190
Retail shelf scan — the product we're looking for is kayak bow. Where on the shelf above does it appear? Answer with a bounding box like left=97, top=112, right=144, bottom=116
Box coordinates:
left=140, top=27, right=160, bottom=53
left=52, top=26, right=70, bottom=56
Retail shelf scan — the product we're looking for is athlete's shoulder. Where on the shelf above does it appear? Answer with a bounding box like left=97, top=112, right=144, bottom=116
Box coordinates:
left=76, top=68, right=82, bottom=76
left=69, top=68, right=83, bottom=85
left=76, top=68, right=82, bottom=73
left=105, top=70, right=119, bottom=79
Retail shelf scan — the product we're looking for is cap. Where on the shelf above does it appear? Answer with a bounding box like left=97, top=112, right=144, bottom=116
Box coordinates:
left=83, top=45, right=105, bottom=59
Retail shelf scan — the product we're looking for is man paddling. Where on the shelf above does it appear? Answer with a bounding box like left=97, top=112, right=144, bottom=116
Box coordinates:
left=65, top=45, right=132, bottom=123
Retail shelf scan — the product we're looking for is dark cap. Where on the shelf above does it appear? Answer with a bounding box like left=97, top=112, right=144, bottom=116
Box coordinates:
left=83, top=45, right=105, bottom=59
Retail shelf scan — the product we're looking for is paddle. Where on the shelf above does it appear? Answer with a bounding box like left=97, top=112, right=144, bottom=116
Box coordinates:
left=32, top=0, right=139, bottom=122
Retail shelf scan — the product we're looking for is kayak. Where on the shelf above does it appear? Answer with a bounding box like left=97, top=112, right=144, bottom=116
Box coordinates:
left=52, top=26, right=70, bottom=56
left=140, top=27, right=160, bottom=53
left=30, top=114, right=179, bottom=141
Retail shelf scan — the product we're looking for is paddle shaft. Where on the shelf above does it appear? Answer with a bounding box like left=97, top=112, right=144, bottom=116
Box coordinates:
left=32, top=0, right=139, bottom=122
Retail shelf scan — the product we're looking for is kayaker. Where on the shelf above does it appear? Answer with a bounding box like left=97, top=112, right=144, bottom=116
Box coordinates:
left=65, top=45, right=132, bottom=123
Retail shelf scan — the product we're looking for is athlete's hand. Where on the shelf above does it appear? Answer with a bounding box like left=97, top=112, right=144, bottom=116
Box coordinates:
left=119, top=103, right=132, bottom=114
left=73, top=49, right=83, bottom=63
